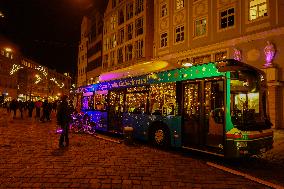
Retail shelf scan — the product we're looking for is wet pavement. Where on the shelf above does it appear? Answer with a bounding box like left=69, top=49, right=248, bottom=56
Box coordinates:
left=0, top=108, right=281, bottom=188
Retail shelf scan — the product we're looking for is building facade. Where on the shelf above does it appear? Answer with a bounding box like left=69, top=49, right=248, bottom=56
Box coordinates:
left=102, top=0, right=154, bottom=72
left=153, top=0, right=284, bottom=129
left=77, top=16, right=90, bottom=87
left=20, top=58, right=71, bottom=101
left=0, top=35, right=71, bottom=102
left=0, top=36, right=21, bottom=101
left=77, top=0, right=284, bottom=129
left=86, top=9, right=104, bottom=85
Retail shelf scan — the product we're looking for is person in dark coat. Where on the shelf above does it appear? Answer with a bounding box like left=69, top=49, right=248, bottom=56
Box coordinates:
left=57, top=95, right=72, bottom=148
left=27, top=100, right=34, bottom=118
left=10, top=99, right=18, bottom=118
left=40, top=99, right=50, bottom=122
left=18, top=100, right=24, bottom=119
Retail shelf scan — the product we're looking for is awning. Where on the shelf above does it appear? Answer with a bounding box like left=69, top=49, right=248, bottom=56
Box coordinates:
left=99, top=60, right=181, bottom=82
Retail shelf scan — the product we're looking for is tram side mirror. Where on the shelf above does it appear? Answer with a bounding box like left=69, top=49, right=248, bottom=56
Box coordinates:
left=212, top=108, right=224, bottom=124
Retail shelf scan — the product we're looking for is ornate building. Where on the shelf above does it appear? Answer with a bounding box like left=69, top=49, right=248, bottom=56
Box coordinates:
left=101, top=0, right=154, bottom=73
left=77, top=16, right=90, bottom=87
left=0, top=35, right=71, bottom=101
left=153, top=0, right=284, bottom=128
left=86, top=8, right=104, bottom=85
left=77, top=0, right=284, bottom=129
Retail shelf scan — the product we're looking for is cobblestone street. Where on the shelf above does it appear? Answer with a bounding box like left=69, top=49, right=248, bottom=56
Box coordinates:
left=0, top=109, right=276, bottom=188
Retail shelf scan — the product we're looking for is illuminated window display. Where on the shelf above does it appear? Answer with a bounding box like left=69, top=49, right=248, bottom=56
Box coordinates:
left=150, top=83, right=176, bottom=115
left=94, top=93, right=107, bottom=111
left=82, top=95, right=94, bottom=110
left=183, top=83, right=199, bottom=118
left=126, top=86, right=149, bottom=113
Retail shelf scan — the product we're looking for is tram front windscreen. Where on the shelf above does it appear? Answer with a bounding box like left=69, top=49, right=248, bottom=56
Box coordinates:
left=230, top=70, right=271, bottom=131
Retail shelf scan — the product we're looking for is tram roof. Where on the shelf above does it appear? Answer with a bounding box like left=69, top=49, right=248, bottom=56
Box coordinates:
left=78, top=59, right=264, bottom=93
left=99, top=60, right=182, bottom=82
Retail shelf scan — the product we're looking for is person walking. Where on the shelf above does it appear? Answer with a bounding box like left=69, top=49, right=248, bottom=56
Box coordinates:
left=40, top=99, right=49, bottom=122
left=57, top=95, right=72, bottom=148
left=35, top=100, right=42, bottom=121
left=18, top=100, right=24, bottom=119
left=27, top=100, right=34, bottom=118
left=10, top=99, right=18, bottom=119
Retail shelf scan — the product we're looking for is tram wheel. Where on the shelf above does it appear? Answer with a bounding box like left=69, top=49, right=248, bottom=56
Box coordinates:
left=150, top=125, right=170, bottom=148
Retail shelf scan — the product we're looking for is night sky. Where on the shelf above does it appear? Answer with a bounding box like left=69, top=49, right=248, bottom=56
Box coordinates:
left=0, top=0, right=107, bottom=77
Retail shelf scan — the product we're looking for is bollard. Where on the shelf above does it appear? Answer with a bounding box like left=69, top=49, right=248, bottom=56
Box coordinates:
left=123, top=126, right=134, bottom=145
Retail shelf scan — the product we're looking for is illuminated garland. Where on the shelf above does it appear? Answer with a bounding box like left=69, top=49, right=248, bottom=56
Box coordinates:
left=10, top=64, right=23, bottom=75
left=34, top=75, right=42, bottom=84
left=35, top=66, right=48, bottom=77
left=50, top=77, right=65, bottom=88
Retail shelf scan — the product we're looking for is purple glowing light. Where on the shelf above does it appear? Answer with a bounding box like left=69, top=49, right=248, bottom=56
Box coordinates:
left=56, top=128, right=63, bottom=134
left=264, top=41, right=275, bottom=68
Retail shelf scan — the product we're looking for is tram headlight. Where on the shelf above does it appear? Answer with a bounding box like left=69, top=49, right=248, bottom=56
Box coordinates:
left=236, top=141, right=247, bottom=148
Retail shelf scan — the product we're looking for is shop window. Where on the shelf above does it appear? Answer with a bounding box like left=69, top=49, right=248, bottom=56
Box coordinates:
left=215, top=51, right=227, bottom=61
left=192, top=54, right=211, bottom=64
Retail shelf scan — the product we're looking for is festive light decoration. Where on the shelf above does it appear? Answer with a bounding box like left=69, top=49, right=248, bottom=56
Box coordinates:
left=233, top=48, right=242, bottom=61
left=99, top=60, right=170, bottom=82
left=34, top=74, right=42, bottom=84
left=50, top=77, right=65, bottom=88
left=264, top=41, right=275, bottom=67
left=10, top=64, right=23, bottom=75
left=35, top=65, right=48, bottom=77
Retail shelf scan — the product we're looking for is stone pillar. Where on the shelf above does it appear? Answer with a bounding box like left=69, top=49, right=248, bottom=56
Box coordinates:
left=262, top=67, right=282, bottom=129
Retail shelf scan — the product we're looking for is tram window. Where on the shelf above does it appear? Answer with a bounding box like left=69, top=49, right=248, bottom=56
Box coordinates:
left=82, top=95, right=94, bottom=110
left=94, top=93, right=107, bottom=111
left=205, top=80, right=224, bottom=123
left=230, top=70, right=262, bottom=127
left=150, top=83, right=176, bottom=115
left=125, top=92, right=148, bottom=114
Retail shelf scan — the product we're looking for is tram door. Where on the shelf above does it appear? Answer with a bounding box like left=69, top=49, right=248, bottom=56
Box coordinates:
left=108, top=89, right=125, bottom=133
left=182, top=82, right=202, bottom=147
left=204, top=80, right=224, bottom=149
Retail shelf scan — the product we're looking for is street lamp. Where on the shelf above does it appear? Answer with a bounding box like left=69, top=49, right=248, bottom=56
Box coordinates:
left=0, top=11, right=4, bottom=18
left=4, top=47, right=12, bottom=52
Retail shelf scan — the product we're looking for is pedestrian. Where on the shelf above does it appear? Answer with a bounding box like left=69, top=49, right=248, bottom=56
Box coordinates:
left=10, top=99, right=18, bottom=119
left=6, top=101, right=10, bottom=114
left=18, top=100, right=24, bottom=119
left=57, top=95, right=72, bottom=148
left=40, top=99, right=49, bottom=122
left=27, top=100, right=34, bottom=118
left=35, top=100, right=42, bottom=120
